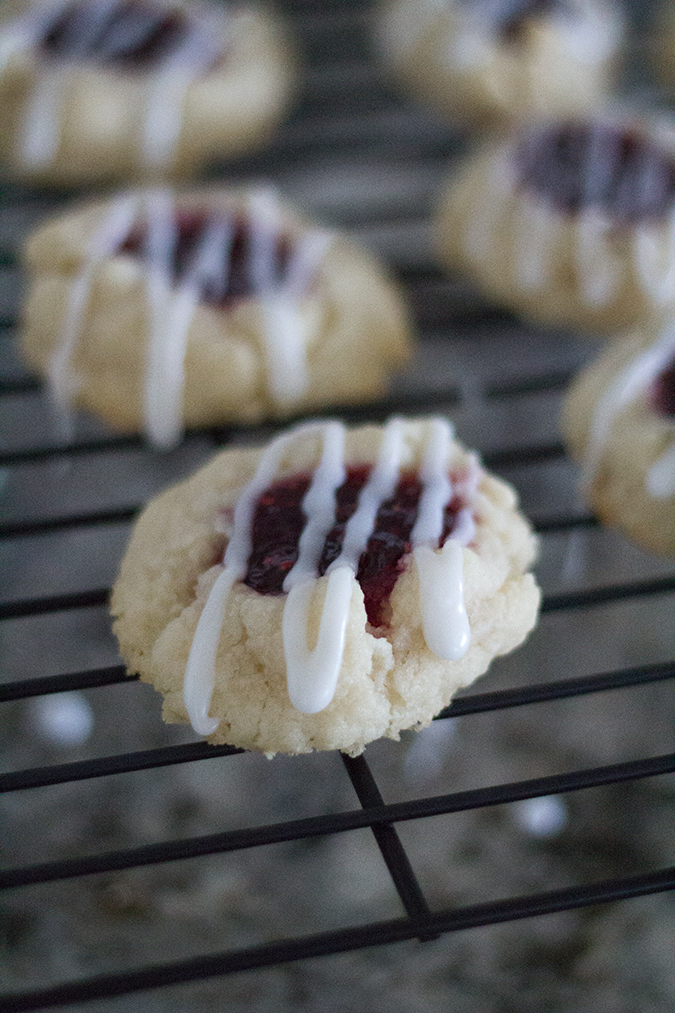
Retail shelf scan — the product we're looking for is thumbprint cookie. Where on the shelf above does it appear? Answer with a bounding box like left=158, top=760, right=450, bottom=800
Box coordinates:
left=111, top=417, right=541, bottom=755
left=436, top=116, right=675, bottom=334
left=374, top=0, right=622, bottom=128
left=20, top=186, right=411, bottom=448
left=0, top=0, right=293, bottom=184
left=562, top=324, right=675, bottom=557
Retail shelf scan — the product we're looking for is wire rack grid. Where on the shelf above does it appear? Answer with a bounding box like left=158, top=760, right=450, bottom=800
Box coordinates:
left=1, top=1, right=675, bottom=1011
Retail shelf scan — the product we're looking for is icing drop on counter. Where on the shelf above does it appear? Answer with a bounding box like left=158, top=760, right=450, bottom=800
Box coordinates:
left=183, top=418, right=480, bottom=735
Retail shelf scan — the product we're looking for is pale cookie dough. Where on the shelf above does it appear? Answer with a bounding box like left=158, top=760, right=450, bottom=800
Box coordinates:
left=562, top=325, right=675, bottom=557
left=20, top=185, right=411, bottom=448
left=111, top=417, right=541, bottom=756
left=436, top=115, right=675, bottom=334
left=0, top=0, right=294, bottom=185
left=374, top=0, right=622, bottom=128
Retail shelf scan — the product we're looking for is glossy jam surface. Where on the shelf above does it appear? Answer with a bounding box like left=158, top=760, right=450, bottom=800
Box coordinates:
left=38, top=0, right=200, bottom=70
left=651, top=357, right=675, bottom=418
left=475, top=0, right=568, bottom=39
left=244, top=466, right=464, bottom=628
left=515, top=123, right=675, bottom=225
left=120, top=211, right=293, bottom=309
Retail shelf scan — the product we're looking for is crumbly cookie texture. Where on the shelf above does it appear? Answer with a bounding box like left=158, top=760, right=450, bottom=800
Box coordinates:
left=562, top=330, right=675, bottom=558
left=111, top=421, right=540, bottom=756
left=375, top=0, right=622, bottom=128
left=20, top=188, right=411, bottom=436
left=0, top=1, right=294, bottom=185
left=436, top=119, right=675, bottom=335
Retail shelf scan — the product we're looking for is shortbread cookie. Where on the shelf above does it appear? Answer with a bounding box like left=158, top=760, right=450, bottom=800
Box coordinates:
left=375, top=0, right=622, bottom=128
left=21, top=186, right=411, bottom=448
left=0, top=0, right=293, bottom=185
left=112, top=417, right=540, bottom=755
left=436, top=116, right=675, bottom=334
left=562, top=325, right=675, bottom=557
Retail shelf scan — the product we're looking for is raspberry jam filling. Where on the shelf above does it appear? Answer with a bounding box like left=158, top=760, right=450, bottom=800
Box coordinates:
left=515, top=123, right=675, bottom=225
left=38, top=0, right=209, bottom=71
left=474, top=0, right=568, bottom=39
left=650, top=357, right=675, bottom=418
left=244, top=466, right=464, bottom=628
left=120, top=211, right=293, bottom=309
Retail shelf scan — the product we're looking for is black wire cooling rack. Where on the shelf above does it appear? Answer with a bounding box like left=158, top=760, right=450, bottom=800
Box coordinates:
left=1, top=1, right=675, bottom=1010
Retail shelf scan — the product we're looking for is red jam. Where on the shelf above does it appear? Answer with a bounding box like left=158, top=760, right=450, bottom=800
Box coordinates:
left=38, top=0, right=208, bottom=71
left=243, top=467, right=465, bottom=629
left=515, top=123, right=675, bottom=225
left=120, top=211, right=293, bottom=309
left=650, top=357, right=675, bottom=418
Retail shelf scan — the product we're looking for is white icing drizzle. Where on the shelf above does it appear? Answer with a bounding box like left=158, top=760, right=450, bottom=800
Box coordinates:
left=184, top=420, right=335, bottom=733
left=140, top=5, right=225, bottom=171
left=411, top=417, right=470, bottom=661
left=582, top=323, right=675, bottom=497
left=248, top=188, right=332, bottom=409
left=2, top=0, right=226, bottom=174
left=48, top=191, right=141, bottom=424
left=143, top=186, right=178, bottom=448
left=183, top=417, right=480, bottom=736
left=19, top=63, right=67, bottom=169
left=142, top=188, right=236, bottom=449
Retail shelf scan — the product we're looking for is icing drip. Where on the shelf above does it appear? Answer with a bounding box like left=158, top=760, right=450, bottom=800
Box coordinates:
left=249, top=189, right=332, bottom=409
left=582, top=324, right=675, bottom=499
left=4, top=0, right=225, bottom=173
left=138, top=5, right=224, bottom=171
left=184, top=420, right=336, bottom=734
left=143, top=186, right=178, bottom=448
left=281, top=422, right=351, bottom=712
left=411, top=417, right=470, bottom=659
left=183, top=418, right=479, bottom=736
left=142, top=188, right=239, bottom=449
left=49, top=191, right=141, bottom=429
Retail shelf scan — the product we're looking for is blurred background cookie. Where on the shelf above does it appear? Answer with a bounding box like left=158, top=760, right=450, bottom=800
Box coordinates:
left=0, top=0, right=294, bottom=185
left=21, top=185, right=412, bottom=448
left=374, top=0, right=623, bottom=129
left=112, top=416, right=540, bottom=755
left=562, top=323, right=675, bottom=556
left=436, top=113, right=675, bottom=333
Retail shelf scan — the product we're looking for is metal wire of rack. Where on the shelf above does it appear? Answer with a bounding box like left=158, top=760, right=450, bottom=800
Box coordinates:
left=1, top=1, right=675, bottom=1011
